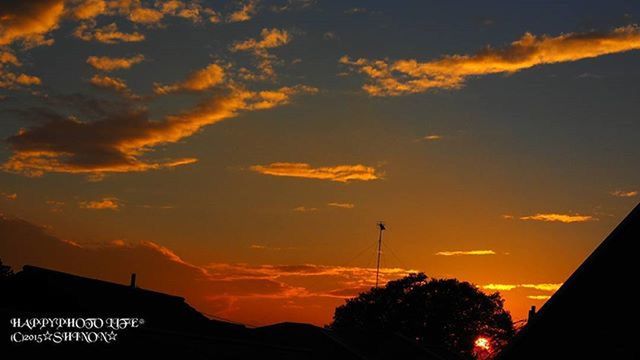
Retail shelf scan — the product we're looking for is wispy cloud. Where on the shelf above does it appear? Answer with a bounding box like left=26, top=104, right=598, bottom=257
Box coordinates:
left=230, top=28, right=292, bottom=80
left=74, top=22, right=145, bottom=44
left=344, top=8, right=367, bottom=15
left=3, top=85, right=315, bottom=178
left=78, top=197, right=121, bottom=210
left=0, top=50, right=41, bottom=89
left=1, top=192, right=17, bottom=200
left=249, top=244, right=297, bottom=251
left=227, top=0, right=259, bottom=23
left=128, top=7, right=164, bottom=24
left=270, top=0, right=315, bottom=13
left=154, top=63, right=226, bottom=94
left=611, top=190, right=638, bottom=198
left=327, top=202, right=355, bottom=209
left=518, top=213, right=596, bottom=223
left=46, top=200, right=65, bottom=212
left=527, top=295, right=551, bottom=300
left=0, top=0, right=63, bottom=48
left=293, top=206, right=318, bottom=212
left=0, top=216, right=416, bottom=325
left=483, top=283, right=563, bottom=292
left=250, top=162, right=381, bottom=182
left=87, top=54, right=145, bottom=71
left=422, top=134, right=442, bottom=141
left=340, top=26, right=640, bottom=96
left=67, top=0, right=218, bottom=25
left=435, top=250, right=496, bottom=256
left=89, top=74, right=129, bottom=92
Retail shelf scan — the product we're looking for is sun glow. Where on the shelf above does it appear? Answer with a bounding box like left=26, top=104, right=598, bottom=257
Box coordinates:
left=474, top=336, right=492, bottom=352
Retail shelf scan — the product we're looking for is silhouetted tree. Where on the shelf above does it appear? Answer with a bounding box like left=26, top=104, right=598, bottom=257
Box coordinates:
left=0, top=258, right=13, bottom=279
left=330, top=273, right=514, bottom=359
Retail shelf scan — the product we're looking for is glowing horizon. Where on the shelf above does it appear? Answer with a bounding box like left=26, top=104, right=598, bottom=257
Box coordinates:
left=2, top=0, right=639, bottom=326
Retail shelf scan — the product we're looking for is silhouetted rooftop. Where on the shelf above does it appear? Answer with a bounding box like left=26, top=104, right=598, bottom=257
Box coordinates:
left=1, top=264, right=455, bottom=359
left=497, top=203, right=640, bottom=359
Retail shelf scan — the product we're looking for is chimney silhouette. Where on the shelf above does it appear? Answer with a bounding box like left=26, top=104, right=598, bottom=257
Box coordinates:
left=130, top=273, right=136, bottom=288
left=528, top=305, right=536, bottom=323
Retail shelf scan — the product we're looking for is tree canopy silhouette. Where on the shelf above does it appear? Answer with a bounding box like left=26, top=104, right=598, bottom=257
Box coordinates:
left=0, top=258, right=13, bottom=279
left=330, top=273, right=514, bottom=359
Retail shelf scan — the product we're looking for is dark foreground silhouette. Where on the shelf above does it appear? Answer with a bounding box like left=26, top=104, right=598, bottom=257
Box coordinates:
left=2, top=202, right=638, bottom=359
left=331, top=273, right=514, bottom=359
left=496, top=202, right=640, bottom=360
left=0, top=264, right=457, bottom=360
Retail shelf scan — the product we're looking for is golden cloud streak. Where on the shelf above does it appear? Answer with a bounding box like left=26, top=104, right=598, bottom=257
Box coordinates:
left=0, top=50, right=41, bottom=89
left=154, top=63, right=226, bottom=94
left=293, top=206, right=318, bottom=212
left=250, top=162, right=381, bottom=182
left=74, top=22, right=145, bottom=44
left=341, top=25, right=640, bottom=96
left=483, top=283, right=563, bottom=292
left=128, top=7, right=164, bottom=24
left=435, top=250, right=496, bottom=256
left=87, top=54, right=145, bottom=71
left=3, top=85, right=315, bottom=178
left=227, top=0, right=258, bottom=23
left=327, top=202, right=355, bottom=209
left=89, top=74, right=128, bottom=91
left=78, top=197, right=121, bottom=210
left=611, top=190, right=638, bottom=198
left=231, top=28, right=292, bottom=80
left=0, top=0, right=64, bottom=47
left=519, top=213, right=596, bottom=223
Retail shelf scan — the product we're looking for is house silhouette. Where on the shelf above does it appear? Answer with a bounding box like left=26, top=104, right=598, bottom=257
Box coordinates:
left=497, top=203, right=640, bottom=359
left=1, top=264, right=455, bottom=359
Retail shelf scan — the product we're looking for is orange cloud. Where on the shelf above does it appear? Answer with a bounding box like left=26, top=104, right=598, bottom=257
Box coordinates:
left=0, top=51, right=20, bottom=66
left=46, top=200, right=65, bottom=212
left=340, top=25, right=640, bottom=96
left=74, top=21, right=145, bottom=44
left=160, top=0, right=212, bottom=23
left=250, top=162, right=381, bottom=182
left=482, top=284, right=518, bottom=291
left=227, top=0, right=259, bottom=23
left=66, top=0, right=213, bottom=24
left=435, top=250, right=496, bottom=256
left=0, top=0, right=64, bottom=48
left=293, top=206, right=318, bottom=212
left=78, top=197, right=121, bottom=210
left=89, top=74, right=128, bottom=91
left=87, top=54, right=145, bottom=71
left=231, top=28, right=291, bottom=52
left=2, top=192, right=17, bottom=200
left=0, top=215, right=414, bottom=325
left=231, top=28, right=292, bottom=79
left=154, top=63, right=226, bottom=94
left=0, top=50, right=42, bottom=89
left=327, top=202, right=355, bottom=209
left=128, top=7, right=164, bottom=24
left=2, top=85, right=315, bottom=178
left=519, top=213, right=596, bottom=223
left=0, top=71, right=42, bottom=89
left=611, top=190, right=638, bottom=198
left=68, top=0, right=107, bottom=20
left=423, top=134, right=442, bottom=141
left=483, top=283, right=562, bottom=292
left=527, top=295, right=551, bottom=300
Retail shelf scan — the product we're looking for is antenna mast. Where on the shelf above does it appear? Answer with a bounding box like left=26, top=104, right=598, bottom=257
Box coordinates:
left=375, top=221, right=386, bottom=288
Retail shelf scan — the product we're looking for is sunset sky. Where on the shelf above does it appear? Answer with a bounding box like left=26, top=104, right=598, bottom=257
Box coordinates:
left=1, top=0, right=639, bottom=326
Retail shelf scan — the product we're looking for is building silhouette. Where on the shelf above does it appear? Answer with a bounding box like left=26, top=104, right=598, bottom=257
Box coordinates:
left=1, top=265, right=455, bottom=359
left=497, top=203, right=640, bottom=359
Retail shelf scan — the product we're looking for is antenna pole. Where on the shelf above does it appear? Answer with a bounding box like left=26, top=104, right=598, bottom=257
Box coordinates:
left=375, top=221, right=386, bottom=288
